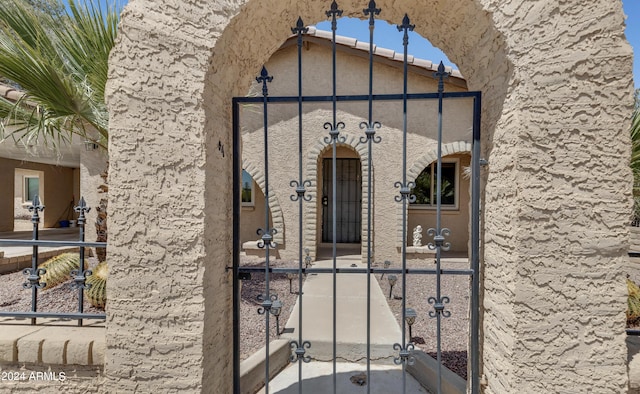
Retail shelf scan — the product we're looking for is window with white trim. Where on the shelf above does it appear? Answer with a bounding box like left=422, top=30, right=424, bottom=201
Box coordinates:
left=24, top=176, right=39, bottom=203
left=242, top=170, right=255, bottom=206
left=410, top=159, right=458, bottom=209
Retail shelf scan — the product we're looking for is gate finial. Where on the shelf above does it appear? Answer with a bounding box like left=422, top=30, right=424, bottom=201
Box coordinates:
left=363, top=0, right=381, bottom=25
left=326, top=1, right=343, bottom=31
left=397, top=14, right=415, bottom=46
left=291, top=17, right=308, bottom=35
left=256, top=66, right=273, bottom=97
left=434, top=61, right=450, bottom=93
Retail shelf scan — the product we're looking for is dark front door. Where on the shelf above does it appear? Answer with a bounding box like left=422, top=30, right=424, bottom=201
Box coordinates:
left=322, top=158, right=361, bottom=243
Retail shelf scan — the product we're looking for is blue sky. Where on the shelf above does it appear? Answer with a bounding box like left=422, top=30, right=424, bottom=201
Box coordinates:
left=70, top=1, right=639, bottom=88
left=318, top=1, right=640, bottom=89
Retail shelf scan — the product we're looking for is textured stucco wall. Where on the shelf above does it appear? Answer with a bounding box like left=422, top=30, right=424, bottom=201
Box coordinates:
left=239, top=41, right=473, bottom=262
left=104, top=0, right=633, bottom=392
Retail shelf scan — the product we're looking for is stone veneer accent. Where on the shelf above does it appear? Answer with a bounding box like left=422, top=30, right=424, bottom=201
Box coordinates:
left=102, top=0, right=634, bottom=392
left=242, top=157, right=285, bottom=245
left=395, top=141, right=472, bottom=248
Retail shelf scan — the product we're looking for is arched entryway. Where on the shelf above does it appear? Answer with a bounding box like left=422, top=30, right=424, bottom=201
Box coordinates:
left=318, top=144, right=363, bottom=250
left=105, top=0, right=634, bottom=392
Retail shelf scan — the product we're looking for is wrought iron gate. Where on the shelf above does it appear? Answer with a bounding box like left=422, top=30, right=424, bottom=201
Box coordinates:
left=232, top=2, right=481, bottom=393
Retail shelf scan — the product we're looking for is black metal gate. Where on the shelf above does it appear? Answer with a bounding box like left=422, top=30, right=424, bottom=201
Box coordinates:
left=232, top=2, right=481, bottom=393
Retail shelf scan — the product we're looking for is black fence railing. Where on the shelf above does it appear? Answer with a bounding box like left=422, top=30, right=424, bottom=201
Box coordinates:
left=0, top=196, right=106, bottom=326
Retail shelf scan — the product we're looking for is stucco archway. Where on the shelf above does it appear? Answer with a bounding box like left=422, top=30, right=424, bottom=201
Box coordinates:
left=106, top=0, right=634, bottom=392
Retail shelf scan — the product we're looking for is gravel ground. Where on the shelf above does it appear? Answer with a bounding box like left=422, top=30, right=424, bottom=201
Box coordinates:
left=0, top=251, right=484, bottom=380
left=239, top=254, right=304, bottom=361
left=375, top=256, right=470, bottom=380
left=0, top=256, right=103, bottom=315
left=0, top=252, right=302, bottom=362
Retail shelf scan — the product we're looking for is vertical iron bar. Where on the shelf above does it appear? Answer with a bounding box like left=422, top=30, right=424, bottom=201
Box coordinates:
left=470, top=93, right=482, bottom=394
left=232, top=97, right=241, bottom=394
left=74, top=197, right=91, bottom=328
left=28, top=196, right=43, bottom=326
left=257, top=66, right=274, bottom=394
left=291, top=17, right=309, bottom=394
left=398, top=15, right=414, bottom=394
left=435, top=62, right=448, bottom=394
left=325, top=3, right=342, bottom=393
left=363, top=2, right=380, bottom=392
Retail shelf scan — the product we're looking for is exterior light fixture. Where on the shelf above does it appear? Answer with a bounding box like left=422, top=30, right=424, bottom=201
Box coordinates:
left=405, top=307, right=417, bottom=340
left=381, top=260, right=391, bottom=279
left=270, top=299, right=283, bottom=335
left=83, top=140, right=99, bottom=151
left=387, top=275, right=398, bottom=299
left=287, top=272, right=297, bottom=294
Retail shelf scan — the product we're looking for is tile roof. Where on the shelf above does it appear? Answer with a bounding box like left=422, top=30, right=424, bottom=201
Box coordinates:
left=304, top=26, right=465, bottom=80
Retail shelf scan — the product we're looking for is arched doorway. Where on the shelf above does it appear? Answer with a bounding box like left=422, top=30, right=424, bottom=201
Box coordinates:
left=319, top=145, right=362, bottom=244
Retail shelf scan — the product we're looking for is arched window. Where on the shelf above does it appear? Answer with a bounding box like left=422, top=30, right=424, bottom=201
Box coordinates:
left=411, top=159, right=458, bottom=208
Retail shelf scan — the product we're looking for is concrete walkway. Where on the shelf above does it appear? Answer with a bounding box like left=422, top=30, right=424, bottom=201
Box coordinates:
left=281, top=255, right=402, bottom=363
left=271, top=255, right=428, bottom=393
left=0, top=228, right=81, bottom=273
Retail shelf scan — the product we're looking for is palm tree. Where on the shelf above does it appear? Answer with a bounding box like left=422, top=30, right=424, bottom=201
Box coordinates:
left=0, top=0, right=121, bottom=268
left=0, top=0, right=119, bottom=150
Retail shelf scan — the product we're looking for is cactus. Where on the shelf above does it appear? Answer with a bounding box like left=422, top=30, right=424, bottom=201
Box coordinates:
left=39, top=253, right=87, bottom=290
left=629, top=278, right=640, bottom=326
left=85, top=262, right=107, bottom=309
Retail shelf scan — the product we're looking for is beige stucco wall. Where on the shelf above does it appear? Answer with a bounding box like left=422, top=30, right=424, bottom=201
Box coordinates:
left=104, top=0, right=633, bottom=392
left=407, top=153, right=471, bottom=253
left=0, top=158, right=75, bottom=231
left=239, top=41, right=473, bottom=262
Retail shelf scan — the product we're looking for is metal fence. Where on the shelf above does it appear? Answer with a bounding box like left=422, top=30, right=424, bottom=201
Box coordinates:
left=232, top=2, right=481, bottom=393
left=0, top=196, right=106, bottom=326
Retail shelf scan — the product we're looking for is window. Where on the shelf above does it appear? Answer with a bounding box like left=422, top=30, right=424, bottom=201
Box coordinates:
left=24, top=176, right=39, bottom=203
left=242, top=170, right=255, bottom=206
left=411, top=160, right=458, bottom=208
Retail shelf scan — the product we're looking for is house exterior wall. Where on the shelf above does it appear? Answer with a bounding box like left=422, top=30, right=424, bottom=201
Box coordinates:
left=0, top=158, right=75, bottom=231
left=239, top=41, right=473, bottom=262
left=103, top=0, right=633, bottom=392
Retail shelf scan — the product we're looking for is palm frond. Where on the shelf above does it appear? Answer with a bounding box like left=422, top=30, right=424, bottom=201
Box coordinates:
left=0, top=0, right=120, bottom=151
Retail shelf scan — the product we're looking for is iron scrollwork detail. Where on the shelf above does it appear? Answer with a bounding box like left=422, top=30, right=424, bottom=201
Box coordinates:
left=28, top=195, right=45, bottom=222
left=256, top=228, right=278, bottom=249
left=426, top=228, right=451, bottom=251
left=394, top=181, right=416, bottom=203
left=359, top=121, right=382, bottom=143
left=323, top=122, right=346, bottom=144
left=428, top=296, right=451, bottom=318
left=393, top=342, right=415, bottom=366
left=289, top=340, right=312, bottom=363
left=257, top=293, right=278, bottom=315
left=290, top=179, right=312, bottom=202
left=70, top=268, right=93, bottom=290
left=22, top=268, right=46, bottom=290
